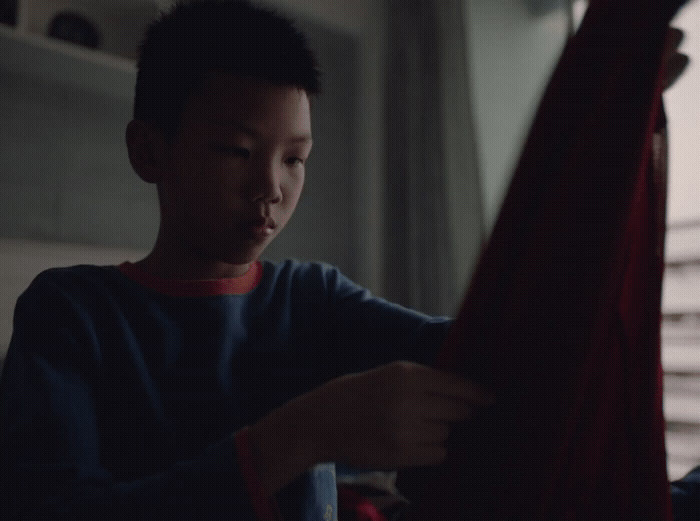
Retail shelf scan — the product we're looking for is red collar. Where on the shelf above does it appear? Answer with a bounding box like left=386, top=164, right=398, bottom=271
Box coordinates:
left=117, top=261, right=263, bottom=297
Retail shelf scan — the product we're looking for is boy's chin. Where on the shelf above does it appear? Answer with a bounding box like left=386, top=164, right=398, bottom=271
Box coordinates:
left=198, top=237, right=271, bottom=269
left=215, top=247, right=264, bottom=267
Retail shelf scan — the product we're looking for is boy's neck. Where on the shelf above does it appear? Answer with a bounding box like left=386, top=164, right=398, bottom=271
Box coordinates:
left=134, top=243, right=252, bottom=280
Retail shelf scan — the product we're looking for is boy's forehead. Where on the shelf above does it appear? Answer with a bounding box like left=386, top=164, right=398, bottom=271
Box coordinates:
left=194, top=73, right=311, bottom=122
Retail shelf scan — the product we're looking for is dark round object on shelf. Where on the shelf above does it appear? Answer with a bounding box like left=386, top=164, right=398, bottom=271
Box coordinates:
left=0, top=0, right=17, bottom=26
left=48, top=11, right=101, bottom=49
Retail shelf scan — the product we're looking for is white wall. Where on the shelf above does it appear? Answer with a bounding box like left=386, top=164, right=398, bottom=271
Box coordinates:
left=666, top=1, right=700, bottom=225
left=465, top=0, right=570, bottom=232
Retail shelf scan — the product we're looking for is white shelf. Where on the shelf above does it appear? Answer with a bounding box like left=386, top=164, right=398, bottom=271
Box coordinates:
left=0, top=22, right=135, bottom=70
left=15, top=0, right=161, bottom=60
left=0, top=0, right=173, bottom=99
left=0, top=23, right=136, bottom=99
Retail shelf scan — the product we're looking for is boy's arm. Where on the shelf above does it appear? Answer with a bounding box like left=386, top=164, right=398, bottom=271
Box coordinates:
left=238, top=264, right=490, bottom=497
left=0, top=282, right=259, bottom=519
left=248, top=360, right=493, bottom=494
left=0, top=313, right=489, bottom=519
left=320, top=265, right=453, bottom=375
left=0, top=342, right=261, bottom=519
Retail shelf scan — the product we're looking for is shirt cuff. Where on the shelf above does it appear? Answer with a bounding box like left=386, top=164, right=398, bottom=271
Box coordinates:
left=234, top=426, right=282, bottom=521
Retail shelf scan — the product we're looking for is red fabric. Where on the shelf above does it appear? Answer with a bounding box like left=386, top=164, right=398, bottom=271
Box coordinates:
left=337, top=486, right=388, bottom=521
left=234, top=427, right=282, bottom=521
left=397, top=1, right=683, bottom=518
left=118, top=260, right=262, bottom=296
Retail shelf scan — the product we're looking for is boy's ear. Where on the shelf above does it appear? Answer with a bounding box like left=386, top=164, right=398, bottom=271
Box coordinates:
left=125, top=120, right=168, bottom=184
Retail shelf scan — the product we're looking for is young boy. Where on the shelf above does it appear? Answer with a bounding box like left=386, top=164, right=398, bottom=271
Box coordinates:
left=0, top=1, right=490, bottom=518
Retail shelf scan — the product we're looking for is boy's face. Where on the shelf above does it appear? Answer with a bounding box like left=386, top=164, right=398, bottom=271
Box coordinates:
left=158, top=74, right=312, bottom=276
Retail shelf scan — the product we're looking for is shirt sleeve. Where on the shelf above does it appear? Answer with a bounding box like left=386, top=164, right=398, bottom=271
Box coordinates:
left=323, top=265, right=452, bottom=375
left=672, top=466, right=700, bottom=520
left=0, top=276, right=259, bottom=519
left=234, top=427, right=282, bottom=520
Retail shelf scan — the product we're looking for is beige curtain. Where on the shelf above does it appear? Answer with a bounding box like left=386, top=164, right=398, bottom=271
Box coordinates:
left=383, top=0, right=484, bottom=316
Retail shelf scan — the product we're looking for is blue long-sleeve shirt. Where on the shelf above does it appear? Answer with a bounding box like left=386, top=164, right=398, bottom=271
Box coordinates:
left=0, top=260, right=450, bottom=519
left=672, top=466, right=700, bottom=520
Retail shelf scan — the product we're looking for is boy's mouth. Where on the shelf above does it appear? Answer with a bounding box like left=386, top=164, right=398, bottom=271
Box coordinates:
left=249, top=215, right=276, bottom=228
left=245, top=216, right=277, bottom=239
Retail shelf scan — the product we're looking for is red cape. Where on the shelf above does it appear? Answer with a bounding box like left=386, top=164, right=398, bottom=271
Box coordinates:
left=398, top=1, right=686, bottom=518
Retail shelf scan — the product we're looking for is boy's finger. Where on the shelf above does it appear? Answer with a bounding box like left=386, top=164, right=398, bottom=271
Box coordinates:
left=408, top=444, right=447, bottom=467
left=421, top=396, right=473, bottom=423
left=667, top=27, right=684, bottom=53
left=415, top=420, right=451, bottom=444
left=423, top=369, right=494, bottom=405
left=665, top=52, right=690, bottom=89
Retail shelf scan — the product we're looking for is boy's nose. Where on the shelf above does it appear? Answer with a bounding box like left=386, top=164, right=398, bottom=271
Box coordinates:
left=249, top=162, right=282, bottom=204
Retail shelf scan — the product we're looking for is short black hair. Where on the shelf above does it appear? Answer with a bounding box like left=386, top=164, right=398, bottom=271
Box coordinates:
left=133, top=0, right=321, bottom=140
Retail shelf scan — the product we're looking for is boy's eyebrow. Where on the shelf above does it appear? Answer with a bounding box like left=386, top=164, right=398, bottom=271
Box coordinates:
left=208, top=119, right=312, bottom=144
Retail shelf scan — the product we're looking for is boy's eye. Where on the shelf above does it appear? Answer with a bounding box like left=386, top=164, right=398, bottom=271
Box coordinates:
left=285, top=157, right=305, bottom=166
left=212, top=144, right=250, bottom=158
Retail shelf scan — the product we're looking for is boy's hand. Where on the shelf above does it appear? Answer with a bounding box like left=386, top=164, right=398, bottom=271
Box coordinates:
left=248, top=361, right=493, bottom=494
left=309, top=361, right=493, bottom=469
left=664, top=27, right=689, bottom=90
